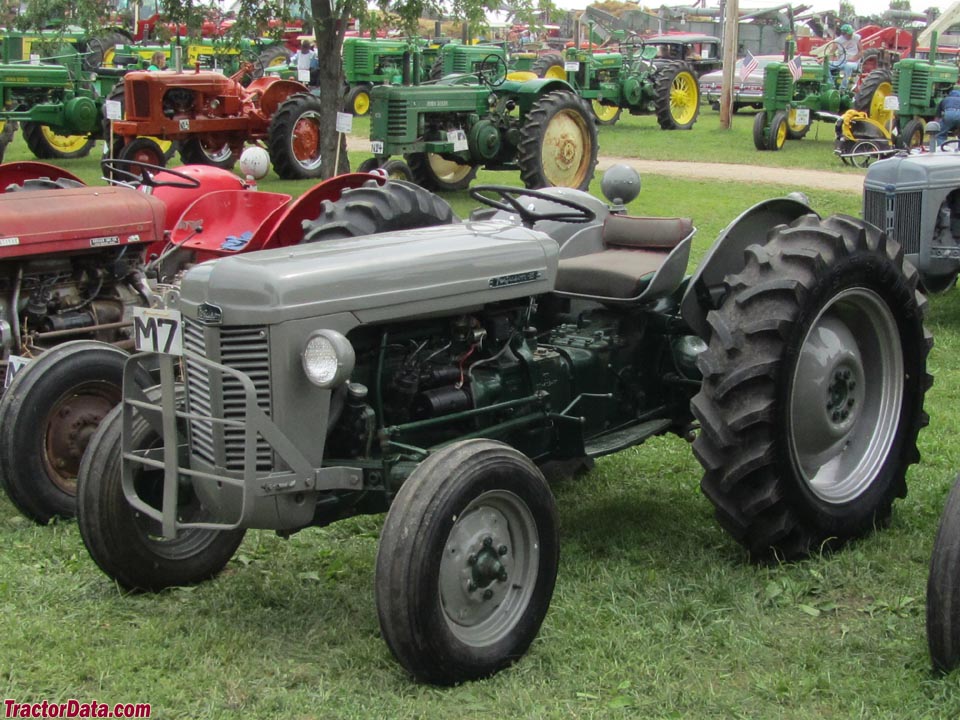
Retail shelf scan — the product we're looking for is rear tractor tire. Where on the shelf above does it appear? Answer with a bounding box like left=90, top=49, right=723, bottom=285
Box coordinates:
left=591, top=101, right=622, bottom=126
left=517, top=90, right=598, bottom=191
left=531, top=52, right=566, bottom=80
left=654, top=61, right=700, bottom=130
left=692, top=214, right=930, bottom=561
left=268, top=92, right=323, bottom=180
left=22, top=122, right=94, bottom=160
left=927, top=473, right=960, bottom=672
left=854, top=69, right=895, bottom=130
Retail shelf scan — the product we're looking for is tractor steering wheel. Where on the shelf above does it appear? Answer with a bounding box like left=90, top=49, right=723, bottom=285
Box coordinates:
left=100, top=158, right=202, bottom=189
left=477, top=54, right=508, bottom=88
left=940, top=139, right=960, bottom=152
left=821, top=40, right=847, bottom=71
left=470, top=185, right=597, bottom=227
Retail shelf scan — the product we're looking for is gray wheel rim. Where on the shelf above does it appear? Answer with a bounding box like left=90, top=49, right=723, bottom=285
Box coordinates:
left=201, top=142, right=233, bottom=164
left=788, top=287, right=903, bottom=504
left=438, top=489, right=539, bottom=647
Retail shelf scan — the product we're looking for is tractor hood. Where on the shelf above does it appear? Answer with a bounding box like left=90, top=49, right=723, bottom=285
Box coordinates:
left=864, top=153, right=960, bottom=193
left=0, top=185, right=165, bottom=259
left=178, top=221, right=559, bottom=326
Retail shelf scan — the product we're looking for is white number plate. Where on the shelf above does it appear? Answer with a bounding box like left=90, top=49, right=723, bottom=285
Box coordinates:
left=133, top=307, right=183, bottom=356
left=794, top=108, right=810, bottom=126
left=884, top=95, right=900, bottom=111
left=4, top=355, right=30, bottom=389
left=564, top=61, right=580, bottom=72
left=370, top=140, right=384, bottom=154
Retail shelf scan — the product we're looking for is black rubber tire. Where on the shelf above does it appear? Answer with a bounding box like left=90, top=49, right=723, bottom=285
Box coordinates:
left=692, top=214, right=931, bottom=561
left=375, top=439, right=559, bottom=684
left=429, top=57, right=445, bottom=81
left=178, top=137, right=236, bottom=169
left=301, top=179, right=457, bottom=243
left=591, top=101, right=622, bottom=126
left=854, top=69, right=895, bottom=126
left=919, top=272, right=959, bottom=295
left=268, top=92, right=323, bottom=180
left=786, top=109, right=810, bottom=140
left=898, top=118, right=926, bottom=150
left=118, top=136, right=167, bottom=168
left=928, top=473, right=960, bottom=672
left=356, top=157, right=381, bottom=173
left=517, top=90, right=598, bottom=191
left=76, top=385, right=246, bottom=591
left=343, top=85, right=372, bottom=116
left=768, top=110, right=787, bottom=151
left=0, top=341, right=146, bottom=523
left=0, top=120, right=17, bottom=164
left=381, top=159, right=413, bottom=182
left=82, top=31, right=129, bottom=70
left=531, top=52, right=565, bottom=79
left=405, top=151, right=477, bottom=192
left=257, top=44, right=290, bottom=72
left=653, top=61, right=700, bottom=130
left=753, top=112, right=769, bottom=151
left=22, top=122, right=95, bottom=160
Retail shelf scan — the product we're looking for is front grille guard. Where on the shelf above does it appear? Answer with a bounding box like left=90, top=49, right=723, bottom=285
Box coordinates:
left=120, top=350, right=320, bottom=539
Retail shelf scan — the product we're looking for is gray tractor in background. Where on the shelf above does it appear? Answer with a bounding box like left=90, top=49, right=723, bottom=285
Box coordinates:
left=75, top=167, right=929, bottom=685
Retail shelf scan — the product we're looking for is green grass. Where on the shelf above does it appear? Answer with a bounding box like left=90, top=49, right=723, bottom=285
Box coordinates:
left=1, top=126, right=959, bottom=719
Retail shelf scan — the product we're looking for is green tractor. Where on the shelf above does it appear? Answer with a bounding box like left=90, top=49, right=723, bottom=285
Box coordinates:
left=854, top=32, right=959, bottom=148
left=341, top=37, right=430, bottom=116
left=753, top=44, right=855, bottom=151
left=0, top=52, right=123, bottom=160
left=362, top=58, right=597, bottom=192
left=559, top=39, right=701, bottom=129
left=108, top=38, right=290, bottom=78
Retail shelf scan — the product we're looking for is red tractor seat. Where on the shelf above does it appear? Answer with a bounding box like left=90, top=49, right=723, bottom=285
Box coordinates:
left=555, top=214, right=694, bottom=303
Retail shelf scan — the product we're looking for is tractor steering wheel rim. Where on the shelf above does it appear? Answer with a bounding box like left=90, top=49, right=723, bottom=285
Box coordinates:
left=100, top=158, right=202, bottom=189
left=478, top=53, right=508, bottom=88
left=822, top=39, right=847, bottom=70
left=470, top=185, right=597, bottom=227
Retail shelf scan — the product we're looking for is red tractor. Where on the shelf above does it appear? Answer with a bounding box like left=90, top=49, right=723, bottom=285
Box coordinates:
left=0, top=158, right=386, bottom=524
left=108, top=66, right=323, bottom=179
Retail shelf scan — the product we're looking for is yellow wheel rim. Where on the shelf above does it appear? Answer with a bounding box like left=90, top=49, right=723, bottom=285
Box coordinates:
left=670, top=71, right=699, bottom=125
left=540, top=108, right=592, bottom=188
left=40, top=126, right=91, bottom=154
left=787, top=109, right=807, bottom=134
left=592, top=101, right=619, bottom=122
left=506, top=71, right=537, bottom=82
left=265, top=55, right=287, bottom=68
left=0, top=121, right=6, bottom=133
left=427, top=154, right=472, bottom=183
left=151, top=137, right=173, bottom=155
left=775, top=121, right=787, bottom=148
left=103, top=47, right=116, bottom=67
left=869, top=81, right=895, bottom=130
left=353, top=91, right=370, bottom=116
left=545, top=65, right=566, bottom=80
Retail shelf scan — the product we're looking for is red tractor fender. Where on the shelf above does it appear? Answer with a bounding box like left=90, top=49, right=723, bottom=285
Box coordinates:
left=149, top=165, right=246, bottom=233
left=0, top=162, right=86, bottom=191
left=244, top=77, right=311, bottom=118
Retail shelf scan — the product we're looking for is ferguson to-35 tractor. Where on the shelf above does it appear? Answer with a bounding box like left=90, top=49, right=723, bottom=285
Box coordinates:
left=75, top=170, right=930, bottom=684
left=108, top=65, right=323, bottom=178
left=0, top=159, right=389, bottom=523
left=363, top=62, right=598, bottom=192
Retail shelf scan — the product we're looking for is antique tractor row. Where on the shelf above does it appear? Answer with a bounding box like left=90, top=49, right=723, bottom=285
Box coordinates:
left=107, top=37, right=291, bottom=78
left=26, top=166, right=923, bottom=685
left=361, top=64, right=598, bottom=193
left=0, top=158, right=388, bottom=523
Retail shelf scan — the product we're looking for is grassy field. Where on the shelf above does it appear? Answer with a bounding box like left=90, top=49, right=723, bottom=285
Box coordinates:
left=2, top=116, right=960, bottom=719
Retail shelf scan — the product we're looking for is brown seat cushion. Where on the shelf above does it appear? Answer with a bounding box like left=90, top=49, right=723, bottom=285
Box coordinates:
left=603, top=215, right=693, bottom=249
left=556, top=248, right=666, bottom=299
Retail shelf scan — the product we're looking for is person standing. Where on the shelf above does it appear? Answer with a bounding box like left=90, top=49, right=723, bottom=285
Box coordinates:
left=936, top=88, right=960, bottom=148
left=836, top=24, right=862, bottom=89
left=147, top=51, right=167, bottom=71
left=292, top=40, right=318, bottom=85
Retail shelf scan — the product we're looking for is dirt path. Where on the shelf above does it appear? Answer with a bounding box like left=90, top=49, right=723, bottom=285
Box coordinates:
left=343, top=137, right=863, bottom=194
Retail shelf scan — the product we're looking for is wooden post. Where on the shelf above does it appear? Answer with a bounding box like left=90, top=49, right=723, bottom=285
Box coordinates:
left=719, top=0, right=739, bottom=129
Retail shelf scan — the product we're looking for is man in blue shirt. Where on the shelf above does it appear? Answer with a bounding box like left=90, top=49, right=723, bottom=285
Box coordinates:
left=937, top=89, right=960, bottom=148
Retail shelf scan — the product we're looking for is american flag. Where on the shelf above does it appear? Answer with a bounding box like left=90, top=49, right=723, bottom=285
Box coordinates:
left=740, top=50, right=758, bottom=82
left=788, top=54, right=803, bottom=82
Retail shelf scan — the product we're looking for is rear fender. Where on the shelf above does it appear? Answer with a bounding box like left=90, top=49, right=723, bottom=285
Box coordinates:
left=0, top=161, right=85, bottom=190
left=680, top=197, right=818, bottom=340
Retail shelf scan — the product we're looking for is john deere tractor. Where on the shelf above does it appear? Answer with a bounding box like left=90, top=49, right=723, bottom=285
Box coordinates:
left=363, top=56, right=597, bottom=192
left=341, top=37, right=430, bottom=116
left=559, top=39, right=701, bottom=129
left=855, top=32, right=959, bottom=148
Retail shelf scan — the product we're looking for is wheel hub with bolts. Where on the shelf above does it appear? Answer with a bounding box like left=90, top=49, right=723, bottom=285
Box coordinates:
left=442, top=514, right=514, bottom=627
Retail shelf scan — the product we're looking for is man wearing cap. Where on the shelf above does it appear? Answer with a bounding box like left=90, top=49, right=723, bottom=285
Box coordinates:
left=835, top=24, right=862, bottom=89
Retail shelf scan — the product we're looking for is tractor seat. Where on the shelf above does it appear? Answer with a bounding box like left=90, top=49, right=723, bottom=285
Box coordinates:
left=554, top=214, right=694, bottom=304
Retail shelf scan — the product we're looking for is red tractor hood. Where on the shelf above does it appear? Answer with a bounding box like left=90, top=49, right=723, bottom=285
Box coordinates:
left=0, top=186, right=166, bottom=259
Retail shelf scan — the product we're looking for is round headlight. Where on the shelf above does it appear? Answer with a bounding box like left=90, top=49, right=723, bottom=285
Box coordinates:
left=302, top=330, right=354, bottom=388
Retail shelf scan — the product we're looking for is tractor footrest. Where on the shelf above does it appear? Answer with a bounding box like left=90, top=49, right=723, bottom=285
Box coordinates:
left=584, top=418, right=672, bottom=458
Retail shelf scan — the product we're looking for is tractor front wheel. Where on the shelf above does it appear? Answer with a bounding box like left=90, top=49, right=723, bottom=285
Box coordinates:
left=752, top=112, right=769, bottom=150
left=179, top=137, right=236, bottom=169
left=406, top=152, right=477, bottom=192
left=654, top=61, right=700, bottom=130
left=898, top=118, right=926, bottom=149
left=376, top=439, right=559, bottom=684
left=118, top=137, right=167, bottom=169
left=268, top=92, right=323, bottom=180
left=591, top=101, right=622, bottom=126
left=77, top=386, right=246, bottom=591
left=768, top=111, right=788, bottom=151
left=692, top=214, right=930, bottom=560
left=22, top=122, right=94, bottom=160
left=344, top=85, right=372, bottom=116
left=518, top=90, right=598, bottom=190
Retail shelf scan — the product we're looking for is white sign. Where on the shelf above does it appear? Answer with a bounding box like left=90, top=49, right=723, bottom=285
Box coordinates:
left=370, top=140, right=384, bottom=154
left=564, top=61, right=580, bottom=72
left=104, top=99, right=122, bottom=121
left=336, top=112, right=353, bottom=134
left=29, top=54, right=39, bottom=65
left=133, top=307, right=183, bottom=356
left=794, top=108, right=810, bottom=126
left=298, top=68, right=311, bottom=83
left=179, top=119, right=190, bottom=131
left=447, top=129, right=469, bottom=152
left=884, top=95, right=900, bottom=111
left=4, top=356, right=30, bottom=389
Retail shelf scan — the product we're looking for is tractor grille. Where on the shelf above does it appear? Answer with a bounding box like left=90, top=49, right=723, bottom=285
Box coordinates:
left=130, top=80, right=151, bottom=119
left=863, top=188, right=922, bottom=254
left=452, top=55, right=470, bottom=73
left=775, top=67, right=793, bottom=100
left=183, top=319, right=273, bottom=471
left=354, top=45, right=371, bottom=73
left=387, top=100, right=408, bottom=137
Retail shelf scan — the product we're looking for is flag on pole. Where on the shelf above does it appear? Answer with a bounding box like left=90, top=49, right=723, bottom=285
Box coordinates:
left=788, top=54, right=803, bottom=82
left=740, top=50, right=758, bottom=83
